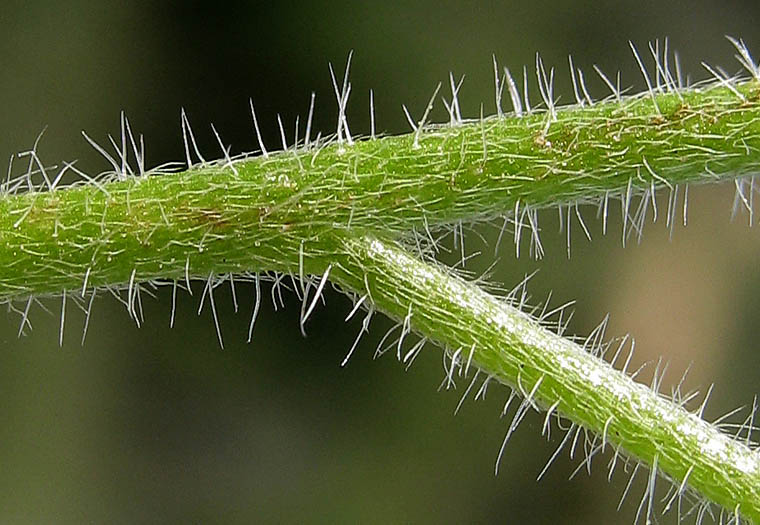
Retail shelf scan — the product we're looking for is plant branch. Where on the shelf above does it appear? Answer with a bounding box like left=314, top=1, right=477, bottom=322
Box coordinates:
left=2, top=80, right=760, bottom=299
left=2, top=68, right=760, bottom=520
left=332, top=233, right=760, bottom=521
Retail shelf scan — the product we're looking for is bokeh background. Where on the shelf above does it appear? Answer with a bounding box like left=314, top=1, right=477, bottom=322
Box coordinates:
left=1, top=1, right=760, bottom=523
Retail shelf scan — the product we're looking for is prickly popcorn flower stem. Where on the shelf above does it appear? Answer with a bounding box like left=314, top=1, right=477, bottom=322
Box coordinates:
left=332, top=233, right=760, bottom=522
left=3, top=80, right=760, bottom=298
left=2, top=50, right=760, bottom=520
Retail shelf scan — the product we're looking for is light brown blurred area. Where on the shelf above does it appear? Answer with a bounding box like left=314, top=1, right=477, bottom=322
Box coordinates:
left=1, top=1, right=760, bottom=523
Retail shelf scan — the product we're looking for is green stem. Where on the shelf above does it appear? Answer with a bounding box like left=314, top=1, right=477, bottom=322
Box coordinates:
left=2, top=80, right=760, bottom=298
left=332, top=233, right=760, bottom=521
left=1, top=76, right=759, bottom=519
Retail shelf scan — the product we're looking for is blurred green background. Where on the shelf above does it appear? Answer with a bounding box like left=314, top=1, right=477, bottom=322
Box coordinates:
left=1, top=1, right=760, bottom=523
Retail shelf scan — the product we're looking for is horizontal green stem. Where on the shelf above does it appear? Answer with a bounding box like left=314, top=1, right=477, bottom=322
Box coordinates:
left=1, top=80, right=760, bottom=298
left=332, top=233, right=760, bottom=521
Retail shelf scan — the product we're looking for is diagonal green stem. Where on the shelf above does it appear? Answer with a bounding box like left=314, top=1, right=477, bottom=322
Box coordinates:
left=331, top=233, right=760, bottom=521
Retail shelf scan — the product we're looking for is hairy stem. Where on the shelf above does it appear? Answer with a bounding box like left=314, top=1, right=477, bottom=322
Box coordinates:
left=2, top=71, right=760, bottom=519
left=2, top=80, right=760, bottom=299
left=332, top=233, right=760, bottom=520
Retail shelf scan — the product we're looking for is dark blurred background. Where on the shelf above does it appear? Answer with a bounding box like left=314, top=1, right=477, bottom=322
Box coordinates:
left=1, top=1, right=760, bottom=523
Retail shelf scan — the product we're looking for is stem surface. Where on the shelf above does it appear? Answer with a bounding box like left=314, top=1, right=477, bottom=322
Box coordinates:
left=332, top=233, right=760, bottom=521
left=1, top=76, right=759, bottom=520
left=2, top=81, right=760, bottom=298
